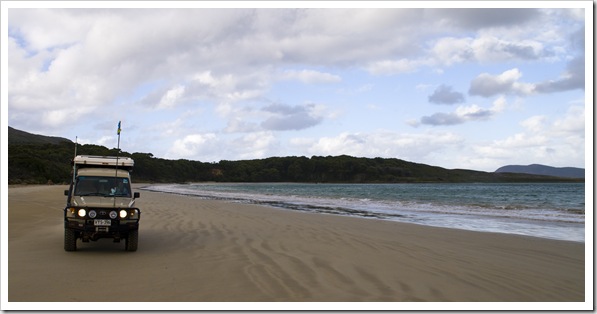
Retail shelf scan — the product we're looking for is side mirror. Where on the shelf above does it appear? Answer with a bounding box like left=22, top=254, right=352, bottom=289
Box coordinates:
left=64, top=190, right=69, bottom=196
left=134, top=192, right=140, bottom=199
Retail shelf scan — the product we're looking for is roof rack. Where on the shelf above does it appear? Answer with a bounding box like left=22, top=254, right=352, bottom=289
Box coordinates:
left=73, top=155, right=134, bottom=170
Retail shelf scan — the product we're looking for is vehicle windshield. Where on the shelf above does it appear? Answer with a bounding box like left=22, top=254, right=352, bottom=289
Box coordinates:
left=74, top=176, right=131, bottom=197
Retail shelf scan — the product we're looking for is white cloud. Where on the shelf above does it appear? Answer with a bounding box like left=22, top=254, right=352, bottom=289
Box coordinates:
left=188, top=70, right=270, bottom=106
left=470, top=104, right=585, bottom=169
left=157, top=85, right=185, bottom=109
left=471, top=36, right=544, bottom=62
left=419, top=99, right=506, bottom=126
left=8, top=9, right=92, bottom=52
left=295, top=130, right=464, bottom=162
left=430, top=35, right=545, bottom=68
left=166, top=131, right=278, bottom=161
left=469, top=68, right=535, bottom=97
left=224, top=118, right=260, bottom=133
left=167, top=133, right=219, bottom=160
left=6, top=7, right=587, bottom=172
left=520, top=115, right=547, bottom=133
left=231, top=132, right=278, bottom=160
left=551, top=105, right=585, bottom=136
left=280, top=69, right=341, bottom=84
left=430, top=37, right=475, bottom=66
left=365, top=59, right=424, bottom=75
left=260, top=103, right=323, bottom=131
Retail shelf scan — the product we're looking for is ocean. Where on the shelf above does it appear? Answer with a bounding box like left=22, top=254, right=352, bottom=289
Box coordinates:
left=141, top=182, right=586, bottom=242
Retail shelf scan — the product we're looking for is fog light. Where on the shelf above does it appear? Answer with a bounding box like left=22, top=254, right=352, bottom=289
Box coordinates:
left=119, top=210, right=127, bottom=218
left=77, top=209, right=86, bottom=217
left=89, top=210, right=97, bottom=218
left=109, top=211, right=117, bottom=219
left=66, top=207, right=76, bottom=218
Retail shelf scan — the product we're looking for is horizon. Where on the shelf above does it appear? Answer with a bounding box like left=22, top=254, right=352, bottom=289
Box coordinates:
left=7, top=125, right=585, bottom=173
left=3, top=1, right=591, bottom=172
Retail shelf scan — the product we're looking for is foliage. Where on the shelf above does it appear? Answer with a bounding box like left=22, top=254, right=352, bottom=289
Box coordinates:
left=8, top=145, right=582, bottom=185
left=7, top=127, right=582, bottom=184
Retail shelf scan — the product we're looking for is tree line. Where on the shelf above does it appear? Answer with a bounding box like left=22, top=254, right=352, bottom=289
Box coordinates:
left=8, top=140, right=581, bottom=185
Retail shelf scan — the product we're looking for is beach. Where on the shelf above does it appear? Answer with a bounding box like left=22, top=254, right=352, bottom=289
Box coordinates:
left=6, top=185, right=586, bottom=308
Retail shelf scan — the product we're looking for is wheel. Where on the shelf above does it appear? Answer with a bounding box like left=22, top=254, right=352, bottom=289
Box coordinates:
left=64, top=228, right=77, bottom=251
left=125, top=230, right=138, bottom=252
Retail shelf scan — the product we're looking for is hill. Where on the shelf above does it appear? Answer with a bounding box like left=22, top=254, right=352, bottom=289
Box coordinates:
left=8, top=126, right=72, bottom=145
left=7, top=126, right=583, bottom=184
left=495, top=164, right=584, bottom=179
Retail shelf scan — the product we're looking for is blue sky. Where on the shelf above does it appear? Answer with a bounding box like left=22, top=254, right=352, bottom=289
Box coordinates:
left=3, top=2, right=591, bottom=171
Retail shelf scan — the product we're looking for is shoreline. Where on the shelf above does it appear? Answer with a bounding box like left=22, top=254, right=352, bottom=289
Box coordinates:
left=139, top=183, right=585, bottom=243
left=5, top=185, right=587, bottom=308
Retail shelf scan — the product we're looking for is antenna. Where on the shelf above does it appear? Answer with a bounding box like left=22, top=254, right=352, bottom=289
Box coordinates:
left=114, top=121, right=121, bottom=207
left=72, top=136, right=78, bottom=184
left=115, top=121, right=121, bottom=178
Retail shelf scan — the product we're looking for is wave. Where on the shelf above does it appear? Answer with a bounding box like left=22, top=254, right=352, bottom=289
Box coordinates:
left=140, top=183, right=585, bottom=224
left=140, top=184, right=585, bottom=242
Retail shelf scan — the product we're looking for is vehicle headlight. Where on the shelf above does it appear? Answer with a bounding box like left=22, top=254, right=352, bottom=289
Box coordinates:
left=88, top=210, right=97, bottom=218
left=109, top=211, right=118, bottom=219
left=119, top=210, right=127, bottom=218
left=77, top=209, right=86, bottom=217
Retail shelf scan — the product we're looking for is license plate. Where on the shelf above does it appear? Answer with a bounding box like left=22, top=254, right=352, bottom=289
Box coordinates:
left=93, top=219, right=111, bottom=226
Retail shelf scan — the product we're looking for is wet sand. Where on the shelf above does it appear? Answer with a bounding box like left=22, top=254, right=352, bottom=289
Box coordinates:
left=5, top=185, right=586, bottom=309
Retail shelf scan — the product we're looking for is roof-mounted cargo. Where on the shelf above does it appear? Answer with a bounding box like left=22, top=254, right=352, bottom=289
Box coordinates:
left=73, top=155, right=134, bottom=171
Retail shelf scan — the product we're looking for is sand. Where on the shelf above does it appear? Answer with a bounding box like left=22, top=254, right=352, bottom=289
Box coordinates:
left=5, top=185, right=587, bottom=309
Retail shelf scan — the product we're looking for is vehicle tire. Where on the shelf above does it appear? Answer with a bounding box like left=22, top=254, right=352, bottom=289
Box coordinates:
left=125, top=230, right=138, bottom=252
left=64, top=228, right=77, bottom=251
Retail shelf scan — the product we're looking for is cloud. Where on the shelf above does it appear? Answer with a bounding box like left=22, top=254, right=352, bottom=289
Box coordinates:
left=293, top=130, right=464, bottom=162
left=420, top=105, right=493, bottom=126
left=168, top=133, right=219, bottom=160
left=534, top=56, right=585, bottom=93
left=157, top=85, right=186, bottom=109
left=419, top=97, right=507, bottom=126
left=166, top=131, right=278, bottom=161
left=260, top=103, right=323, bottom=131
left=6, top=7, right=587, bottom=172
left=280, top=69, right=341, bottom=84
left=427, top=8, right=541, bottom=29
left=471, top=104, right=585, bottom=169
left=520, top=115, right=547, bottom=133
left=231, top=132, right=279, bottom=160
left=469, top=68, right=535, bottom=97
left=364, top=59, right=426, bottom=75
left=8, top=9, right=581, bottom=122
left=551, top=105, right=585, bottom=136
left=467, top=26, right=584, bottom=97
left=428, top=84, right=465, bottom=105
left=188, top=70, right=270, bottom=104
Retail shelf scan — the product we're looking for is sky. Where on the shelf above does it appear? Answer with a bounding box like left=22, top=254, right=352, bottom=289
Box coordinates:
left=2, top=1, right=592, bottom=172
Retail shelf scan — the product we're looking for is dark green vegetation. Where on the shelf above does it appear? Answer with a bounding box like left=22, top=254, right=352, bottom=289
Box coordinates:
left=8, top=127, right=583, bottom=184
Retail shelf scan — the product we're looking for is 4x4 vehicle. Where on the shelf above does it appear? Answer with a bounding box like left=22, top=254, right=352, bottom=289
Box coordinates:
left=64, top=155, right=141, bottom=251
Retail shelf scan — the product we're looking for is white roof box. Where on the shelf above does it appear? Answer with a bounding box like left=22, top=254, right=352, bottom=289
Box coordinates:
left=74, top=155, right=134, bottom=170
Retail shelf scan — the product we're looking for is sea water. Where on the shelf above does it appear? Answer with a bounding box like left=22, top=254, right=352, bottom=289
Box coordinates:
left=142, top=182, right=586, bottom=242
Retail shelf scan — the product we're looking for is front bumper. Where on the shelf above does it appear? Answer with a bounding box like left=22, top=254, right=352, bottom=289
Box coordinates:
left=64, top=207, right=140, bottom=242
